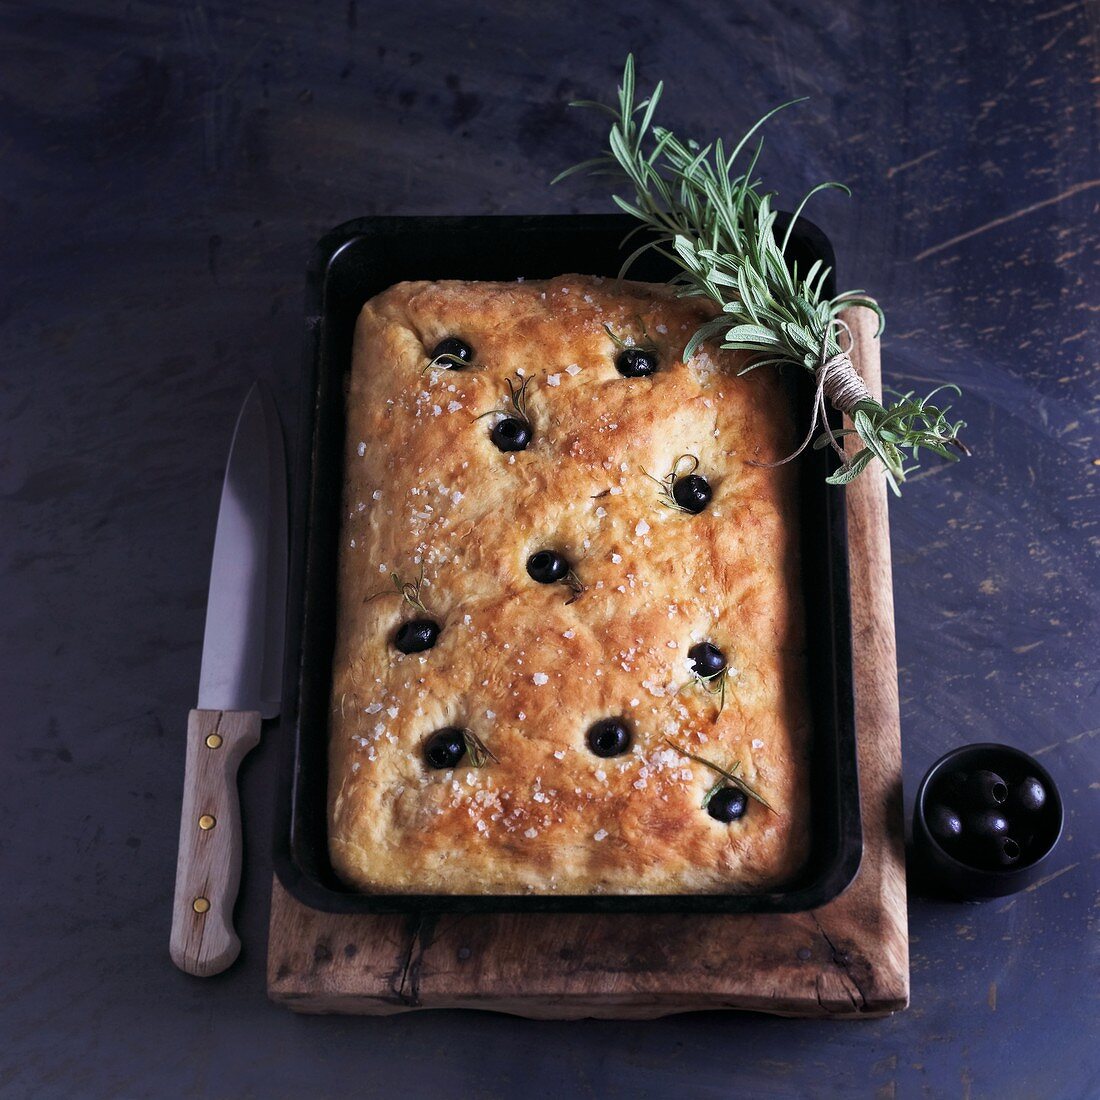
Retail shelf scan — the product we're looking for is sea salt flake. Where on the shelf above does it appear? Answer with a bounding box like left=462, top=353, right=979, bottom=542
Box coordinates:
left=365, top=702, right=383, bottom=714
left=752, top=738, right=765, bottom=750
left=546, top=374, right=561, bottom=386
left=524, top=828, right=538, bottom=839
left=566, top=363, right=581, bottom=376
left=635, top=519, right=650, bottom=536
left=562, top=630, right=575, bottom=639
left=594, top=829, right=609, bottom=841
left=532, top=672, right=549, bottom=686
left=447, top=400, right=462, bottom=413
left=611, top=553, right=622, bottom=563
left=356, top=441, right=366, bottom=456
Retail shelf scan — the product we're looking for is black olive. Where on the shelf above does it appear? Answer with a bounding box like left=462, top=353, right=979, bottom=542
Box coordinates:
left=424, top=727, right=466, bottom=769
left=1011, top=775, right=1047, bottom=814
left=586, top=718, right=632, bottom=757
left=992, top=836, right=1022, bottom=868
left=491, top=417, right=531, bottom=452
left=967, top=769, right=1008, bottom=809
left=927, top=803, right=963, bottom=847
left=688, top=641, right=726, bottom=678
left=430, top=336, right=473, bottom=367
left=615, top=346, right=659, bottom=378
left=966, top=809, right=1010, bottom=843
left=394, top=618, right=441, bottom=654
left=672, top=474, right=712, bottom=514
left=707, top=786, right=748, bottom=822
left=527, top=549, right=570, bottom=584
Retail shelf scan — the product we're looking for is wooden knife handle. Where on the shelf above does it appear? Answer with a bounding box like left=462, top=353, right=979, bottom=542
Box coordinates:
left=170, top=709, right=261, bottom=977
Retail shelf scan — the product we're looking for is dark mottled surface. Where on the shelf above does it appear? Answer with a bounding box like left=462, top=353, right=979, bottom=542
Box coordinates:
left=1, top=1, right=1097, bottom=1097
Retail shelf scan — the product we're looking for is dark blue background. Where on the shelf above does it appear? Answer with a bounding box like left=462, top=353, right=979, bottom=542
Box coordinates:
left=2, top=1, right=1097, bottom=1097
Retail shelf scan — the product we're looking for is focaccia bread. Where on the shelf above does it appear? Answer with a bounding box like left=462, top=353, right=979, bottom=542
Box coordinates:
left=328, top=275, right=811, bottom=895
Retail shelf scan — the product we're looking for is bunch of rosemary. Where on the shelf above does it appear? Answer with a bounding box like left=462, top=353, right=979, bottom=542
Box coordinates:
left=554, top=55, right=967, bottom=494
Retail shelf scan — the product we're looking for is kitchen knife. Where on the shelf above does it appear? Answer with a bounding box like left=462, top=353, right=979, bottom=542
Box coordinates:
left=170, top=382, right=287, bottom=977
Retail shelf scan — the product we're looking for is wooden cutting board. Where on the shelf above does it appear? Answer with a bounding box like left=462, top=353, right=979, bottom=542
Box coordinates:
left=266, top=307, right=909, bottom=1018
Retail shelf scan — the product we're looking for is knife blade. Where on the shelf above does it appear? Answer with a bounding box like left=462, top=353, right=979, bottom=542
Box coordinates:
left=170, top=382, right=287, bottom=977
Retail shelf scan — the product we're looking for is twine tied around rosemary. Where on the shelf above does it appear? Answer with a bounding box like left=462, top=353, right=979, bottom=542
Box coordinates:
left=750, top=317, right=869, bottom=469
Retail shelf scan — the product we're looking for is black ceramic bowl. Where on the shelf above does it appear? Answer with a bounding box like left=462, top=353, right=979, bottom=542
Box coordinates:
left=913, top=743, right=1064, bottom=899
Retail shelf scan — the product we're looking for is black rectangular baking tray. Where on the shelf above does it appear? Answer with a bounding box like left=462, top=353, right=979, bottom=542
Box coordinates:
left=273, top=214, right=862, bottom=914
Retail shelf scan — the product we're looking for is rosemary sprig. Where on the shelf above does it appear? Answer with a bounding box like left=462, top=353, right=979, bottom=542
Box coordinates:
left=603, top=320, right=657, bottom=357
left=389, top=565, right=429, bottom=614
left=701, top=776, right=726, bottom=810
left=563, top=568, right=585, bottom=605
left=643, top=453, right=701, bottom=513
left=422, top=351, right=469, bottom=375
left=473, top=372, right=533, bottom=424
left=554, top=55, right=968, bottom=494
left=365, top=563, right=432, bottom=612
left=679, top=663, right=730, bottom=715
left=462, top=728, right=499, bottom=768
left=664, top=737, right=777, bottom=814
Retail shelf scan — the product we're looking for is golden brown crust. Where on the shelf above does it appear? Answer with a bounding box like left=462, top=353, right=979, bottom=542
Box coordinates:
left=327, top=275, right=811, bottom=895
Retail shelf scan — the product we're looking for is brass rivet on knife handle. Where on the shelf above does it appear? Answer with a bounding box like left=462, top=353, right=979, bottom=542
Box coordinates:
left=170, top=709, right=262, bottom=977
left=205, top=733, right=223, bottom=749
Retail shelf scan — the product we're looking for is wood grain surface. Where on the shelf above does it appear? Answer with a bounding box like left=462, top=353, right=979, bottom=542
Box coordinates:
left=266, top=307, right=908, bottom=1019
left=170, top=709, right=261, bottom=977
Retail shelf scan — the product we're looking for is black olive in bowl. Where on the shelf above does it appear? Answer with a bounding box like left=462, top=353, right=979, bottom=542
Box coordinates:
left=912, top=742, right=1063, bottom=900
